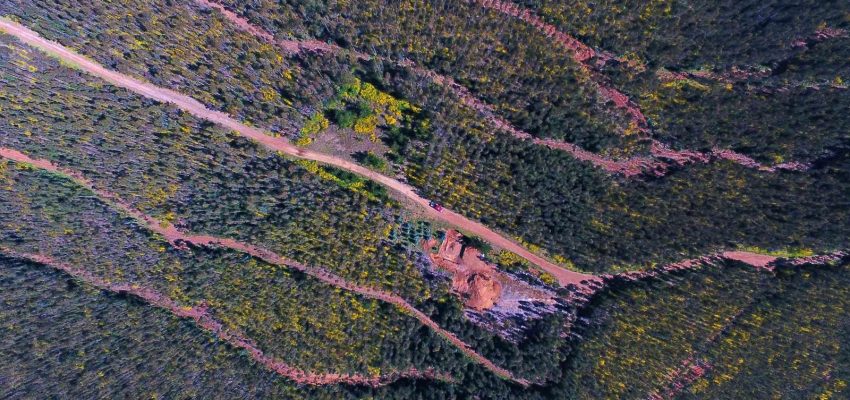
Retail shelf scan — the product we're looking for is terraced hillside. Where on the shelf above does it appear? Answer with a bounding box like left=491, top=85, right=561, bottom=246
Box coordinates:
left=0, top=0, right=848, bottom=398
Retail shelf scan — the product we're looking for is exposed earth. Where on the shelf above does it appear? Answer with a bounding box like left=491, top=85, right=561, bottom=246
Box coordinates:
left=424, top=230, right=555, bottom=311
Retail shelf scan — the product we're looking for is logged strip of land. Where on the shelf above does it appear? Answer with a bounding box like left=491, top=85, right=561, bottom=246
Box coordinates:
left=0, top=247, right=449, bottom=387
left=642, top=249, right=849, bottom=399
left=463, top=0, right=818, bottom=175
left=0, top=147, right=528, bottom=385
left=603, top=250, right=848, bottom=286
left=190, top=2, right=807, bottom=180
left=193, top=0, right=336, bottom=54
left=468, top=0, right=647, bottom=128
left=0, top=17, right=590, bottom=289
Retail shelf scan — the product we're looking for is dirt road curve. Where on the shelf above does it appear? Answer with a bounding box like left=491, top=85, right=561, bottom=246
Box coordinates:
left=191, top=0, right=809, bottom=179
left=0, top=247, right=449, bottom=387
left=0, top=18, right=594, bottom=287
left=0, top=147, right=526, bottom=384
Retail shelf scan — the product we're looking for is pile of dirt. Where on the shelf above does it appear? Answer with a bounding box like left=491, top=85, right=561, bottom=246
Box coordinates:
left=460, top=273, right=502, bottom=310
left=425, top=231, right=566, bottom=341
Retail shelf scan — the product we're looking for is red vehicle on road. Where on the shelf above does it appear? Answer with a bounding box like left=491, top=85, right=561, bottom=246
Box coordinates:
left=429, top=201, right=444, bottom=212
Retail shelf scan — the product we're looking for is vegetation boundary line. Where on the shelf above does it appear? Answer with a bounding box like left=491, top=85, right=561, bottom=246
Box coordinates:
left=468, top=0, right=648, bottom=128
left=600, top=250, right=849, bottom=287
left=466, top=0, right=814, bottom=175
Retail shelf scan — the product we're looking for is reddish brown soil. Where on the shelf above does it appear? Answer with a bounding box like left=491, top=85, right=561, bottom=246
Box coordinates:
left=194, top=0, right=336, bottom=54
left=194, top=0, right=273, bottom=42
left=0, top=147, right=527, bottom=385
left=190, top=2, right=812, bottom=179
left=0, top=247, right=449, bottom=387
left=720, top=251, right=778, bottom=269
left=788, top=250, right=848, bottom=266
left=425, top=230, right=557, bottom=312
left=405, top=34, right=809, bottom=177
left=462, top=1, right=827, bottom=175
left=425, top=230, right=502, bottom=310
left=3, top=146, right=844, bottom=387
left=189, top=0, right=654, bottom=177
left=470, top=0, right=598, bottom=62
left=464, top=273, right=502, bottom=310
left=470, top=0, right=649, bottom=129
left=647, top=357, right=712, bottom=400
left=602, top=248, right=848, bottom=399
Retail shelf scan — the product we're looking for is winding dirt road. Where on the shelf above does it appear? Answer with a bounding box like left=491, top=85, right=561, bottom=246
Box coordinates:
left=0, top=147, right=527, bottom=385
left=0, top=247, right=449, bottom=387
left=0, top=17, right=592, bottom=289
left=464, top=0, right=817, bottom=175
left=190, top=0, right=809, bottom=179
left=602, top=250, right=848, bottom=285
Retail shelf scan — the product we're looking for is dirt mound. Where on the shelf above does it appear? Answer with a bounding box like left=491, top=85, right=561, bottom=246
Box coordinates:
left=424, top=230, right=499, bottom=310
left=425, top=230, right=558, bottom=311
left=461, top=273, right=502, bottom=310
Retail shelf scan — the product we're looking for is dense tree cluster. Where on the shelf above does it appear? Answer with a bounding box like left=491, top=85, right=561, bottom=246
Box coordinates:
left=517, top=0, right=850, bottom=69
left=0, top=255, right=350, bottom=399
left=681, top=261, right=850, bottom=398
left=565, top=261, right=771, bottom=398
left=0, top=165, right=467, bottom=376
left=0, top=35, right=427, bottom=298
left=634, top=78, right=850, bottom=163
left=0, top=164, right=583, bottom=399
left=374, top=58, right=850, bottom=271
left=566, top=259, right=850, bottom=399
left=0, top=34, right=575, bottom=386
left=1, top=0, right=849, bottom=398
left=514, top=0, right=850, bottom=162
left=0, top=0, right=356, bottom=137
left=5, top=11, right=849, bottom=273
left=205, top=0, right=634, bottom=149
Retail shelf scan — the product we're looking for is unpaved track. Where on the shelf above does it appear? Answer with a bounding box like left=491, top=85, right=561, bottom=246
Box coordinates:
left=0, top=247, right=449, bottom=387
left=603, top=250, right=848, bottom=285
left=469, top=0, right=648, bottom=128
left=0, top=147, right=527, bottom=385
left=0, top=17, right=592, bottom=289
left=191, top=0, right=809, bottom=179
left=465, top=0, right=815, bottom=174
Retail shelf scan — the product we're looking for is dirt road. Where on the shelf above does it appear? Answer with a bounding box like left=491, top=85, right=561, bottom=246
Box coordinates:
left=0, top=247, right=448, bottom=387
left=0, top=147, right=527, bottom=384
left=190, top=0, right=808, bottom=180
left=0, top=17, right=593, bottom=288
